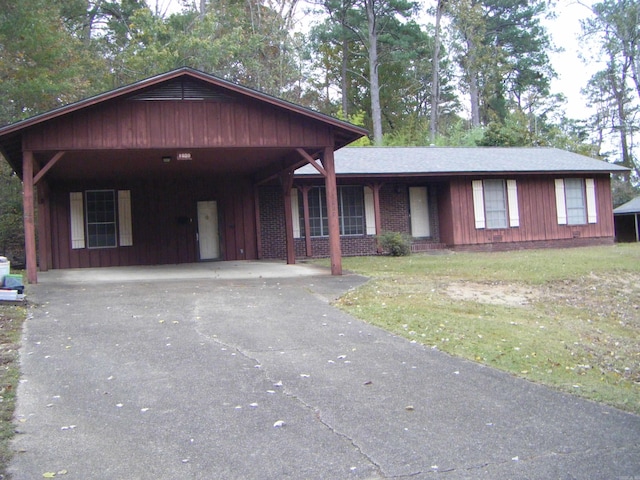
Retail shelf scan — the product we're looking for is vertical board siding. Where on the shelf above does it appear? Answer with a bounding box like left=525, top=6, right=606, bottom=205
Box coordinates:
left=446, top=175, right=614, bottom=247
left=24, top=98, right=334, bottom=150
left=49, top=175, right=257, bottom=269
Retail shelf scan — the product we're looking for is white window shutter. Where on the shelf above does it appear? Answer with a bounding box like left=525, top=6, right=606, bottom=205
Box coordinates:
left=118, top=190, right=133, bottom=246
left=555, top=179, right=567, bottom=225
left=70, top=192, right=85, bottom=249
left=585, top=178, right=597, bottom=223
left=409, top=186, right=431, bottom=236
left=291, top=188, right=301, bottom=239
left=506, top=179, right=520, bottom=227
left=364, top=186, right=376, bottom=235
left=472, top=180, right=485, bottom=229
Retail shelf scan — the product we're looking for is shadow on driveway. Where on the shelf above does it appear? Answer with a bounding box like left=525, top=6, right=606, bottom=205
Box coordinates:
left=10, top=262, right=640, bottom=479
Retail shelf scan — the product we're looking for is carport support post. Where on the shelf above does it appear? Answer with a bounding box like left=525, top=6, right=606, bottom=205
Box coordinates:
left=23, top=150, right=37, bottom=284
left=322, top=147, right=342, bottom=275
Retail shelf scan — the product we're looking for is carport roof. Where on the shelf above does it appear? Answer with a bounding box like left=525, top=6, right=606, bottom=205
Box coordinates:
left=296, top=146, right=629, bottom=177
left=614, top=196, right=640, bottom=215
left=0, top=67, right=368, bottom=177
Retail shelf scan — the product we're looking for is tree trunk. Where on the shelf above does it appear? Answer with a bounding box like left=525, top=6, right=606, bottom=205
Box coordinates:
left=466, top=37, right=481, bottom=127
left=366, top=0, right=383, bottom=144
left=430, top=0, right=444, bottom=143
left=341, top=35, right=349, bottom=117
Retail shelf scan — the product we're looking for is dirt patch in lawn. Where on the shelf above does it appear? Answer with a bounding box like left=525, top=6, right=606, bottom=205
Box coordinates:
left=445, top=281, right=540, bottom=307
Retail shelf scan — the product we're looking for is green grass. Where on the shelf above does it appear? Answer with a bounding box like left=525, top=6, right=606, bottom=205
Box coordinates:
left=327, top=244, right=640, bottom=414
left=0, top=303, right=25, bottom=476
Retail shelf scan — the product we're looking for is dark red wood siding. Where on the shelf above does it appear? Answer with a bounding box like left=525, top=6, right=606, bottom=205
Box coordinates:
left=24, top=99, right=334, bottom=151
left=47, top=175, right=257, bottom=269
left=444, top=175, right=615, bottom=247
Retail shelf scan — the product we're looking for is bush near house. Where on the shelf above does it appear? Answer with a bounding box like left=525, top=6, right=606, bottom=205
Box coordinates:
left=377, top=231, right=412, bottom=256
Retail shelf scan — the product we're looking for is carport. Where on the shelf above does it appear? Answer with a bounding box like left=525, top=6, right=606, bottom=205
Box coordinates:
left=0, top=68, right=367, bottom=283
left=614, top=196, right=640, bottom=242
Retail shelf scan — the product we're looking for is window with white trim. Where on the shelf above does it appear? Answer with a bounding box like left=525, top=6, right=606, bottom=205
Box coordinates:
left=554, top=178, right=597, bottom=225
left=298, top=186, right=365, bottom=237
left=472, top=179, right=519, bottom=229
left=70, top=190, right=133, bottom=249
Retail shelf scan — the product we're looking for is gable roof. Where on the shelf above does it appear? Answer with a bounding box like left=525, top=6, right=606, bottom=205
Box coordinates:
left=613, top=196, right=640, bottom=215
left=0, top=67, right=368, bottom=175
left=295, top=146, right=628, bottom=177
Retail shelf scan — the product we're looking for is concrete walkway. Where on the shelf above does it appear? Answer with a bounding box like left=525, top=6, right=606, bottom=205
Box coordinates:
left=10, top=262, right=640, bottom=479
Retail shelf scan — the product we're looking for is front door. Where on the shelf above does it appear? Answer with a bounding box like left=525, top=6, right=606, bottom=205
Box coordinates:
left=197, top=201, right=220, bottom=260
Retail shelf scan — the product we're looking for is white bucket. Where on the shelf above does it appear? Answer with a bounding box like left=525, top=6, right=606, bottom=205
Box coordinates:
left=0, top=257, right=9, bottom=282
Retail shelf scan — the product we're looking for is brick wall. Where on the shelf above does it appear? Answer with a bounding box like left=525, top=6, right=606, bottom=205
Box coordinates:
left=259, top=186, right=287, bottom=259
left=450, top=236, right=614, bottom=252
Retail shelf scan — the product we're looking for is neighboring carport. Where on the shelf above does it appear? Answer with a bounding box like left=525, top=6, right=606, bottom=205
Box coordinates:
left=0, top=68, right=367, bottom=283
left=614, top=196, right=640, bottom=242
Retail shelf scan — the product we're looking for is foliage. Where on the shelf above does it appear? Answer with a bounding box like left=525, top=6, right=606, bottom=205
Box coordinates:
left=377, top=231, right=412, bottom=256
left=333, top=245, right=640, bottom=413
left=445, top=0, right=554, bottom=127
left=0, top=0, right=630, bottom=163
left=581, top=0, right=640, bottom=178
left=0, top=0, right=107, bottom=124
left=0, top=159, right=24, bottom=265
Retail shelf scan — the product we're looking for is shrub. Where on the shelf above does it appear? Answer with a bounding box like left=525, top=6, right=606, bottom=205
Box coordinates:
left=377, top=231, right=412, bottom=256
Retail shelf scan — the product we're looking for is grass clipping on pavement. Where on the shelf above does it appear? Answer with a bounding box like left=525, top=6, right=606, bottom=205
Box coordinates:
left=333, top=244, right=640, bottom=414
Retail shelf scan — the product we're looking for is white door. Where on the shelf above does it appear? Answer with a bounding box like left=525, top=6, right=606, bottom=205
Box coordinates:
left=409, top=187, right=431, bottom=237
left=197, top=201, right=220, bottom=260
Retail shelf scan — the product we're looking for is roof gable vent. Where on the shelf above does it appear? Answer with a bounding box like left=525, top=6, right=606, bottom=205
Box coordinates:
left=129, top=78, right=235, bottom=101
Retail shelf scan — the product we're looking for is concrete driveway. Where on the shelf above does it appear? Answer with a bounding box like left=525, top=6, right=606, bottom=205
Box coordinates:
left=10, top=261, right=640, bottom=479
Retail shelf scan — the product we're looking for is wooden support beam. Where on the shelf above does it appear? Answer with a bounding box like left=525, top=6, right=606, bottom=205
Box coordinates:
left=23, top=151, right=37, bottom=284
left=37, top=181, right=52, bottom=271
left=33, top=151, right=65, bottom=185
left=322, top=146, right=342, bottom=275
left=295, top=148, right=327, bottom=176
left=280, top=171, right=296, bottom=265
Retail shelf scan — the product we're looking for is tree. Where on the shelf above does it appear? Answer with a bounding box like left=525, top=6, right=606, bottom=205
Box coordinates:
left=0, top=158, right=24, bottom=264
left=311, top=0, right=421, bottom=144
left=581, top=0, right=640, bottom=176
left=446, top=0, right=554, bottom=127
left=0, top=0, right=107, bottom=124
left=430, top=0, right=445, bottom=142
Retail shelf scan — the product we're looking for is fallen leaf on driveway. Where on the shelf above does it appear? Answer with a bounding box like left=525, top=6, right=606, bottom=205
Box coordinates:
left=273, top=420, right=285, bottom=428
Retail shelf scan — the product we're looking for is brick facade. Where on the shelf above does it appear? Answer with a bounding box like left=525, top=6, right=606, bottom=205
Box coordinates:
left=259, top=183, right=443, bottom=260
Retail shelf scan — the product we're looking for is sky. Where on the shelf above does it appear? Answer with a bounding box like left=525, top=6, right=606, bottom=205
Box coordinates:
left=543, top=0, right=599, bottom=120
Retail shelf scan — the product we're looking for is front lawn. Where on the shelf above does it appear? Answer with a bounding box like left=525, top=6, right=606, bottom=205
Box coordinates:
left=330, top=244, right=640, bottom=414
left=0, top=303, right=25, bottom=476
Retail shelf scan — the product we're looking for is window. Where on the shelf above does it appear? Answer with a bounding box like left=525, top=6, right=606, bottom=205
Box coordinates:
left=299, top=186, right=364, bottom=237
left=472, top=179, right=519, bottom=229
left=483, top=179, right=508, bottom=229
left=565, top=178, right=587, bottom=225
left=555, top=178, right=597, bottom=225
left=86, top=190, right=117, bottom=248
left=70, top=190, right=133, bottom=249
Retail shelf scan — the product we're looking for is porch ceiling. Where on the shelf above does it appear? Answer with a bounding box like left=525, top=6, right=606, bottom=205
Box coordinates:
left=33, top=147, right=308, bottom=182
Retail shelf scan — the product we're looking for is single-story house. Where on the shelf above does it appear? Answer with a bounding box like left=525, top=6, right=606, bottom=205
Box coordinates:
left=257, top=146, right=626, bottom=259
left=0, top=68, right=628, bottom=283
left=614, top=196, right=640, bottom=242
